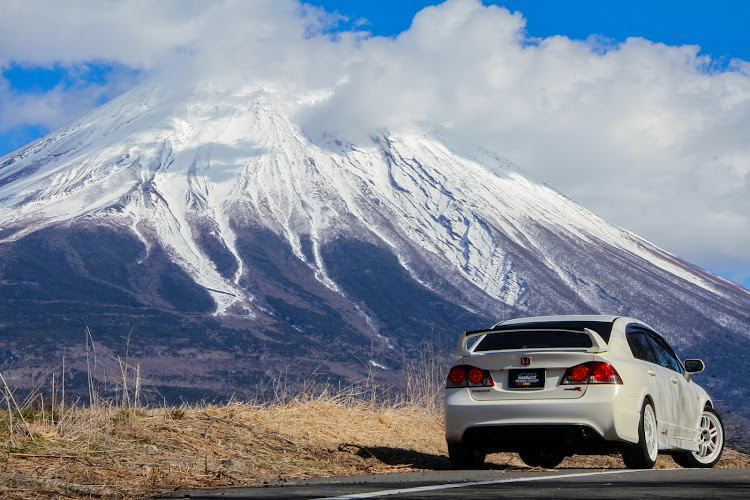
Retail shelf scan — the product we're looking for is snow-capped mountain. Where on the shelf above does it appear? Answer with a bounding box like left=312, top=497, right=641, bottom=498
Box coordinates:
left=1, top=81, right=749, bottom=433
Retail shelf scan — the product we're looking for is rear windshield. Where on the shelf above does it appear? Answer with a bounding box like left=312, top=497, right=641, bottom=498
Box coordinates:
left=473, top=330, right=593, bottom=352
left=489, top=320, right=613, bottom=342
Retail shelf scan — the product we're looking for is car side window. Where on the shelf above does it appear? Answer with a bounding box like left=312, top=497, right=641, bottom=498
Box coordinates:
left=645, top=333, right=685, bottom=374
left=626, top=330, right=659, bottom=364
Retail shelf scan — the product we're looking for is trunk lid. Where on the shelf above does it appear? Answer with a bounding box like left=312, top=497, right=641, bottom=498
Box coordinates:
left=463, top=350, right=596, bottom=400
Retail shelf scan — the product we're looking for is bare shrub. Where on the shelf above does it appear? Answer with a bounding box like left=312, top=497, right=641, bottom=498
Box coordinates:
left=1, top=329, right=748, bottom=499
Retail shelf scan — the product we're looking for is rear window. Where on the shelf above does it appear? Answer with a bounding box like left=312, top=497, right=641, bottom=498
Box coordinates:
left=489, top=320, right=614, bottom=342
left=473, top=330, right=593, bottom=352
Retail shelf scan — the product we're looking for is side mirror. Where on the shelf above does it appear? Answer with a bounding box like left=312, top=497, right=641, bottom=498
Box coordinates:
left=684, top=359, right=705, bottom=374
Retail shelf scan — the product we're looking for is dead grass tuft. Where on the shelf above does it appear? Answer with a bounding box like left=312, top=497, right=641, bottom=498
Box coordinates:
left=0, top=394, right=445, bottom=499
left=1, top=393, right=749, bottom=499
left=1, top=337, right=748, bottom=499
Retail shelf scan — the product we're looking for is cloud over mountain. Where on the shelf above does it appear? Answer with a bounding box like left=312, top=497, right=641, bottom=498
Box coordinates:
left=1, top=0, right=749, bottom=284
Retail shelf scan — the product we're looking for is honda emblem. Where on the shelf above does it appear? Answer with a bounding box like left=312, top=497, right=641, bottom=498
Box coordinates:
left=520, top=356, right=531, bottom=366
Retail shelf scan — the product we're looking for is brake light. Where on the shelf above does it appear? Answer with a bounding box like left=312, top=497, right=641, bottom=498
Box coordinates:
left=446, top=365, right=494, bottom=388
left=562, top=362, right=622, bottom=385
left=448, top=366, right=465, bottom=386
left=592, top=362, right=617, bottom=382
left=569, top=364, right=589, bottom=383
left=467, top=367, right=485, bottom=385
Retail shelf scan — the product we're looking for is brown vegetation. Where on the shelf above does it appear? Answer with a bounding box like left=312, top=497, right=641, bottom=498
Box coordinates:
left=2, top=385, right=750, bottom=499
left=1, top=342, right=748, bottom=498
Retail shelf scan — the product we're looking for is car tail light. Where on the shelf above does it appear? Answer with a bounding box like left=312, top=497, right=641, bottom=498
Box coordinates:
left=467, top=367, right=485, bottom=384
left=448, top=366, right=466, bottom=386
left=446, top=365, right=494, bottom=388
left=562, top=362, right=622, bottom=385
left=569, top=364, right=589, bottom=383
left=592, top=362, right=619, bottom=383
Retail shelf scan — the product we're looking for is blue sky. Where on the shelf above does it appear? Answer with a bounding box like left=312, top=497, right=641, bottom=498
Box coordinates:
left=1, top=0, right=749, bottom=289
left=3, top=1, right=748, bottom=153
left=4, top=1, right=749, bottom=155
left=314, top=0, right=750, bottom=63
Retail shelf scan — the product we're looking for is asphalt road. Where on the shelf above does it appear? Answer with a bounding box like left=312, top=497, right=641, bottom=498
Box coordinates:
left=157, top=467, right=750, bottom=499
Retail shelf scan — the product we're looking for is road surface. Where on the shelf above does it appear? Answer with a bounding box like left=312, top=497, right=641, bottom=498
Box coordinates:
left=157, top=467, right=750, bottom=499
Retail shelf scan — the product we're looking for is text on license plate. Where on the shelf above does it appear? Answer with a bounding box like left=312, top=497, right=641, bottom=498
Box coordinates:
left=509, top=368, right=545, bottom=389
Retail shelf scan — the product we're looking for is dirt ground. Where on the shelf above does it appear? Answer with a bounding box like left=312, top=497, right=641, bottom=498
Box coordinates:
left=2, top=396, right=748, bottom=498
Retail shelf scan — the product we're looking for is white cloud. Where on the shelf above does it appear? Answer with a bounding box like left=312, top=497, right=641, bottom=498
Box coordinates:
left=0, top=0, right=348, bottom=137
left=1, top=0, right=749, bottom=284
left=0, top=65, right=140, bottom=132
left=0, top=0, right=216, bottom=69
left=302, top=0, right=750, bottom=279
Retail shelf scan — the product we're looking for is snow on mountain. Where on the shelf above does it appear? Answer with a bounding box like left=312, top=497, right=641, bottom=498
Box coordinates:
left=1, top=81, right=743, bottom=315
left=1, top=80, right=749, bottom=427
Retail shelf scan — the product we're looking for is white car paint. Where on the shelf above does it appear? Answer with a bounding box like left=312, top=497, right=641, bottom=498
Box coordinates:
left=444, top=315, right=721, bottom=469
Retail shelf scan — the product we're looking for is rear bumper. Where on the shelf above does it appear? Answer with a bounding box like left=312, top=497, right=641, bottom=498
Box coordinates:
left=445, top=385, right=640, bottom=448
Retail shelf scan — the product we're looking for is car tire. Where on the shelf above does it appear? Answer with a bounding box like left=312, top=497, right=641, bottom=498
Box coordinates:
left=448, top=442, right=486, bottom=470
left=621, top=399, right=658, bottom=469
left=671, top=407, right=724, bottom=468
left=518, top=448, right=566, bottom=469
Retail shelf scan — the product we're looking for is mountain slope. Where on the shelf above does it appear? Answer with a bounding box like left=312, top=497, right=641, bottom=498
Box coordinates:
left=1, top=81, right=749, bottom=431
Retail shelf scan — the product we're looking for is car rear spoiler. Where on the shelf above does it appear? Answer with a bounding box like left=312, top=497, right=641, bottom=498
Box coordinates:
left=583, top=328, right=609, bottom=353
left=456, top=329, right=495, bottom=357
left=456, top=327, right=609, bottom=357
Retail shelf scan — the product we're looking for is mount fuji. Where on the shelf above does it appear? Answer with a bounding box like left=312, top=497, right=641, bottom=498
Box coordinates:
left=1, top=80, right=749, bottom=437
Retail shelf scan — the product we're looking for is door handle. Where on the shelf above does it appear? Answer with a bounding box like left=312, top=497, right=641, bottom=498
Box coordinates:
left=647, top=370, right=656, bottom=377
left=670, top=378, right=678, bottom=385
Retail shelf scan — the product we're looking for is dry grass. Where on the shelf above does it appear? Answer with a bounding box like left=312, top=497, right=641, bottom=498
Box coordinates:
left=1, top=340, right=748, bottom=499
left=1, top=389, right=749, bottom=499
left=0, top=392, right=444, bottom=499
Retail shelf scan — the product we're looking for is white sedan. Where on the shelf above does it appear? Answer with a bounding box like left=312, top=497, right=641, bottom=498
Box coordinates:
left=444, top=315, right=724, bottom=469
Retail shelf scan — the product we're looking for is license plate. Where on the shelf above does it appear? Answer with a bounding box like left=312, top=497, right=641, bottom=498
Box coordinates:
left=509, top=369, right=545, bottom=389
